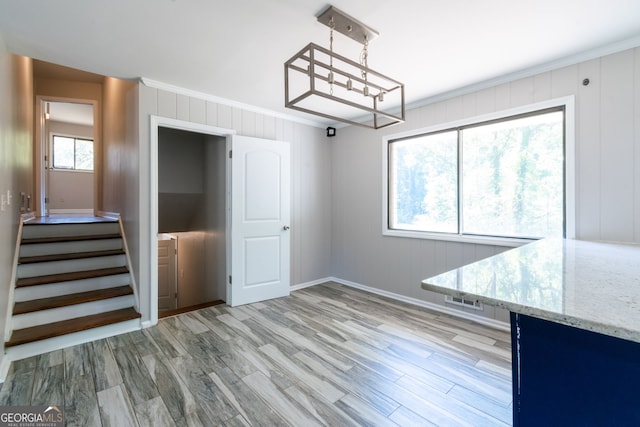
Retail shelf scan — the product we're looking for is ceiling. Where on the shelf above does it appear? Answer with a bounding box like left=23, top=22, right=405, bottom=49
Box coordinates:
left=1, top=0, right=640, bottom=127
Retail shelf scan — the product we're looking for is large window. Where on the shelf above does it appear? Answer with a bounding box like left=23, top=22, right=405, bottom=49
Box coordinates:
left=386, top=102, right=570, bottom=244
left=52, top=135, right=94, bottom=171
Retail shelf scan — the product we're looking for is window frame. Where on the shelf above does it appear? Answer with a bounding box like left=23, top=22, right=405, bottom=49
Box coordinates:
left=50, top=133, right=94, bottom=172
left=382, top=96, right=575, bottom=247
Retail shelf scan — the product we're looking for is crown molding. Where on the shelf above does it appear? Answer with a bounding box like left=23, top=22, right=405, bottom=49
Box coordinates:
left=406, top=35, right=640, bottom=111
left=140, top=77, right=326, bottom=129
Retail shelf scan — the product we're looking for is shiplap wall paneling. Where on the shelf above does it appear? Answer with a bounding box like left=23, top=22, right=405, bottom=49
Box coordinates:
left=576, top=59, right=602, bottom=240
left=157, top=90, right=176, bottom=119
left=205, top=101, right=218, bottom=127
left=176, top=94, right=189, bottom=121
left=510, top=77, right=535, bottom=107
left=533, top=72, right=553, bottom=102
left=599, top=50, right=635, bottom=242
left=189, top=97, right=206, bottom=124
left=217, top=104, right=233, bottom=129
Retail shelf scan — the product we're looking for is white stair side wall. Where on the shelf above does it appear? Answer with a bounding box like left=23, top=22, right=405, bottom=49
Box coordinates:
left=12, top=295, right=135, bottom=329
left=13, top=273, right=131, bottom=301
left=19, top=238, right=123, bottom=257
left=21, top=222, right=120, bottom=239
left=3, top=318, right=141, bottom=373
left=117, top=217, right=140, bottom=313
left=17, top=254, right=126, bottom=278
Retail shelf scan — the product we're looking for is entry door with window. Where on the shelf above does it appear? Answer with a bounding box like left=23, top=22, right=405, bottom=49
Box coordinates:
left=47, top=134, right=94, bottom=213
left=229, top=135, right=291, bottom=306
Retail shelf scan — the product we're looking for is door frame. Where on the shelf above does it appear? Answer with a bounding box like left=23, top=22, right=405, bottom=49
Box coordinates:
left=35, top=96, right=99, bottom=217
left=149, top=115, right=235, bottom=326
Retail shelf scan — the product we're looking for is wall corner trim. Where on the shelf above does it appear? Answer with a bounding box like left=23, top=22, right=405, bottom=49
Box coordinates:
left=0, top=355, right=11, bottom=383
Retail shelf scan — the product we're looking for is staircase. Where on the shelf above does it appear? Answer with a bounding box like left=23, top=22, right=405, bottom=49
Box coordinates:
left=5, top=218, right=141, bottom=353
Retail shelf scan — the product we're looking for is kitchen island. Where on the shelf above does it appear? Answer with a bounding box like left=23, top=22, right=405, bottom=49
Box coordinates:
left=422, top=238, right=640, bottom=426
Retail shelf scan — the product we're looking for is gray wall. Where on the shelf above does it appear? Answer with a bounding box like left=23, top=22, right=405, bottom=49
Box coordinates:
left=0, top=43, right=33, bottom=367
left=330, top=46, right=640, bottom=323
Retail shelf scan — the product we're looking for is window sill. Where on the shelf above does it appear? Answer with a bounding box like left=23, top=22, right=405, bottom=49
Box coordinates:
left=383, top=228, right=536, bottom=248
left=50, top=169, right=94, bottom=174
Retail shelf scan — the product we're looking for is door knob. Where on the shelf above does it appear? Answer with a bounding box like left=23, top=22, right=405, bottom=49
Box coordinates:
left=283, top=225, right=290, bottom=231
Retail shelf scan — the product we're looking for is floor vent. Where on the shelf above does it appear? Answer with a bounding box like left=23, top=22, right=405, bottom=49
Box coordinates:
left=445, top=295, right=483, bottom=310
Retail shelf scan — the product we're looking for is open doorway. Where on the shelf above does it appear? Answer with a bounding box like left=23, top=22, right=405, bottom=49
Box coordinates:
left=38, top=99, right=97, bottom=216
left=156, top=126, right=227, bottom=317
left=46, top=102, right=94, bottom=214
left=149, top=116, right=291, bottom=325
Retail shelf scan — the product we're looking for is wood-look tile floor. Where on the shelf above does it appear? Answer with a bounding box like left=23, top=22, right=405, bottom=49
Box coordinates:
left=0, top=282, right=512, bottom=426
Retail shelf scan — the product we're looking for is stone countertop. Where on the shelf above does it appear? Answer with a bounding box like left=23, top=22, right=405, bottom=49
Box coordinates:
left=421, top=238, right=640, bottom=343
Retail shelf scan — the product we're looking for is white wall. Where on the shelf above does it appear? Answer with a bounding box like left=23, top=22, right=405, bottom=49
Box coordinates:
left=48, top=170, right=93, bottom=211
left=0, top=39, right=33, bottom=370
left=331, top=46, right=640, bottom=322
left=131, top=85, right=332, bottom=323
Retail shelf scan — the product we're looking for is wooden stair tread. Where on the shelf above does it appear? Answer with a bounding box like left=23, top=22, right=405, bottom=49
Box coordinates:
left=6, top=307, right=141, bottom=347
left=13, top=286, right=133, bottom=315
left=21, top=233, right=121, bottom=244
left=24, top=219, right=118, bottom=225
left=16, top=266, right=129, bottom=288
left=19, top=249, right=125, bottom=264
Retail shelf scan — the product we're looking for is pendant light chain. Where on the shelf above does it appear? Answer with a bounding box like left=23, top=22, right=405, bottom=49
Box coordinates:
left=328, top=17, right=335, bottom=96
left=361, top=35, right=369, bottom=97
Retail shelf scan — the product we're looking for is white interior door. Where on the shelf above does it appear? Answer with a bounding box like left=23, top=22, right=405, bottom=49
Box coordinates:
left=230, top=135, right=291, bottom=306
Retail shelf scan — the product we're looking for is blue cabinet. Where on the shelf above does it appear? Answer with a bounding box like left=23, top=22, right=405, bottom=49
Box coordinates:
left=511, top=313, right=640, bottom=426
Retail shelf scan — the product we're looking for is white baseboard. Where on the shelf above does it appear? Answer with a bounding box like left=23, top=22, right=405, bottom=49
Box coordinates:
left=0, top=355, right=10, bottom=384
left=97, top=211, right=121, bottom=220
left=141, top=320, right=156, bottom=329
left=290, top=277, right=333, bottom=292
left=295, top=276, right=510, bottom=332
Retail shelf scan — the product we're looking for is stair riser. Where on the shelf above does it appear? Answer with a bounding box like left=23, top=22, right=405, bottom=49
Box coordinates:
left=4, top=319, right=141, bottom=361
left=22, top=222, right=119, bottom=239
left=12, top=295, right=135, bottom=329
left=14, top=274, right=131, bottom=302
left=19, top=238, right=123, bottom=257
left=17, top=255, right=126, bottom=278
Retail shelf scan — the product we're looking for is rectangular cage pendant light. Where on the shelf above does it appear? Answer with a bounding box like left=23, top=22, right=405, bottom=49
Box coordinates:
left=284, top=6, right=405, bottom=129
